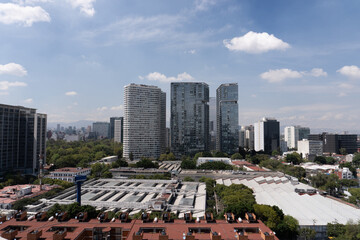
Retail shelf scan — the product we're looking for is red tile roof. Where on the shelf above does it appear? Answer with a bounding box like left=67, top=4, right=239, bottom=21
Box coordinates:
left=0, top=218, right=278, bottom=240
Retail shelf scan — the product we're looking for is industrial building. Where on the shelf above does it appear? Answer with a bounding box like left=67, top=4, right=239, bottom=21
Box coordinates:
left=216, top=176, right=360, bottom=239
left=27, top=179, right=206, bottom=219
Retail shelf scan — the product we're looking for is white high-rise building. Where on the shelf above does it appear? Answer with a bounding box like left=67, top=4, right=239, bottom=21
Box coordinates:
left=284, top=126, right=310, bottom=149
left=123, top=84, right=166, bottom=160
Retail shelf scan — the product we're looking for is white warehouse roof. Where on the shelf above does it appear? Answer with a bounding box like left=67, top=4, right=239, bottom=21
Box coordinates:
left=217, top=177, right=360, bottom=226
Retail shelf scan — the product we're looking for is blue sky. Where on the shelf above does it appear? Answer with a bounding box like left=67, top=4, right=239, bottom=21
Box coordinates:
left=1, top=0, right=360, bottom=131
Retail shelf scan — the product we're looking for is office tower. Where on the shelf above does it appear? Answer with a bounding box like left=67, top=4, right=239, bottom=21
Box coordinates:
left=171, top=82, right=209, bottom=156
left=110, top=117, right=123, bottom=141
left=239, top=125, right=254, bottom=150
left=216, top=83, right=239, bottom=154
left=297, top=139, right=323, bottom=160
left=284, top=126, right=310, bottom=149
left=160, top=92, right=166, bottom=154
left=254, top=117, right=280, bottom=154
left=308, top=133, right=357, bottom=154
left=56, top=124, right=60, bottom=132
left=110, top=117, right=124, bottom=143
left=165, top=128, right=171, bottom=149
left=123, top=84, right=166, bottom=160
left=93, top=122, right=110, bottom=139
left=0, top=104, right=47, bottom=175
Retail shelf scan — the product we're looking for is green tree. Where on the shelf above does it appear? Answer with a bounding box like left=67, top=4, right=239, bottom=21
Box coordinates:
left=340, top=148, right=347, bottom=155
left=181, top=157, right=196, bottom=169
left=327, top=222, right=346, bottom=238
left=135, top=158, right=158, bottom=168
left=299, top=228, right=316, bottom=240
left=183, top=176, right=194, bottom=182
left=231, top=153, right=243, bottom=160
left=352, top=154, right=360, bottom=167
left=286, top=153, right=302, bottom=165
left=314, top=156, right=326, bottom=164
left=197, top=161, right=233, bottom=170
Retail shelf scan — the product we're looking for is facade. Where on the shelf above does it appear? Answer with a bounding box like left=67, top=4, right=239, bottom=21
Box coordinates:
left=308, top=133, right=358, bottom=154
left=239, top=125, right=254, bottom=150
left=0, top=217, right=278, bottom=240
left=297, top=139, right=323, bottom=160
left=171, top=82, right=210, bottom=156
left=93, top=122, right=110, bottom=139
left=0, top=104, right=46, bottom=175
left=123, top=84, right=166, bottom=160
left=335, top=167, right=353, bottom=179
left=284, top=126, right=310, bottom=149
left=110, top=117, right=124, bottom=143
left=216, top=83, right=239, bottom=154
left=254, top=118, right=280, bottom=154
left=46, top=167, right=91, bottom=182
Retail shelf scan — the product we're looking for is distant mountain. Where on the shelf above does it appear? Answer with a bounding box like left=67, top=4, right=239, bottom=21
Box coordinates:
left=47, top=120, right=95, bottom=129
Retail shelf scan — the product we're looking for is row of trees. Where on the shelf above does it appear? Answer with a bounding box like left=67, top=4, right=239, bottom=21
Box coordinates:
left=327, top=221, right=360, bottom=239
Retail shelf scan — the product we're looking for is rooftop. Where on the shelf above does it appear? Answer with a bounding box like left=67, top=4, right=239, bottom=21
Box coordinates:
left=0, top=218, right=278, bottom=240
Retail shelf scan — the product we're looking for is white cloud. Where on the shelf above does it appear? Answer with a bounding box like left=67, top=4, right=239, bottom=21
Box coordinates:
left=338, top=92, right=347, bottom=97
left=65, top=91, right=77, bottom=96
left=337, top=65, right=360, bottom=79
left=0, top=63, right=27, bottom=76
left=223, top=31, right=290, bottom=54
left=261, top=67, right=327, bottom=83
left=260, top=69, right=302, bottom=83
left=24, top=98, right=33, bottom=103
left=0, top=81, right=27, bottom=90
left=195, top=0, right=216, bottom=11
left=141, top=72, right=194, bottom=83
left=308, top=68, right=327, bottom=77
left=67, top=0, right=95, bottom=17
left=185, top=49, right=196, bottom=54
left=0, top=92, right=9, bottom=96
left=0, top=3, right=50, bottom=26
left=13, top=0, right=51, bottom=5
left=111, top=105, right=124, bottom=111
left=96, top=106, right=107, bottom=111
left=338, top=83, right=353, bottom=89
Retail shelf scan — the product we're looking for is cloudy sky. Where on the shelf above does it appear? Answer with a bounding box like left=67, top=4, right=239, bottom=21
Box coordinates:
left=1, top=0, right=360, bottom=131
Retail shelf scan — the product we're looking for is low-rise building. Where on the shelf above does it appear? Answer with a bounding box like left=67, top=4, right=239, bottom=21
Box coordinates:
left=46, top=168, right=91, bottom=182
left=335, top=167, right=353, bottom=179
left=0, top=184, right=57, bottom=209
left=197, top=157, right=232, bottom=166
left=0, top=217, right=278, bottom=240
left=297, top=139, right=323, bottom=160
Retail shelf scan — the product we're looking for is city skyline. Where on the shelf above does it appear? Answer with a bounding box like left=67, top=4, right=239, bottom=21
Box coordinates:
left=1, top=1, right=360, bottom=131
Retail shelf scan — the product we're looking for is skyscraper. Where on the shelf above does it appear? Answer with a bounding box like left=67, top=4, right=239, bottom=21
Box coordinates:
left=0, top=104, right=47, bottom=175
left=216, top=83, right=239, bottom=154
left=110, top=117, right=124, bottom=143
left=110, top=117, right=123, bottom=142
left=171, top=82, right=209, bottom=156
left=254, top=117, right=280, bottom=154
left=284, top=126, right=310, bottom=149
left=239, top=125, right=254, bottom=150
left=93, top=122, right=110, bottom=139
left=123, top=84, right=166, bottom=160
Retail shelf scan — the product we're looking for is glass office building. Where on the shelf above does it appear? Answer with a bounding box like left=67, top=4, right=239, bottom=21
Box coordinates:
left=0, top=104, right=46, bottom=175
left=216, top=83, right=239, bottom=154
left=171, top=82, right=209, bottom=156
